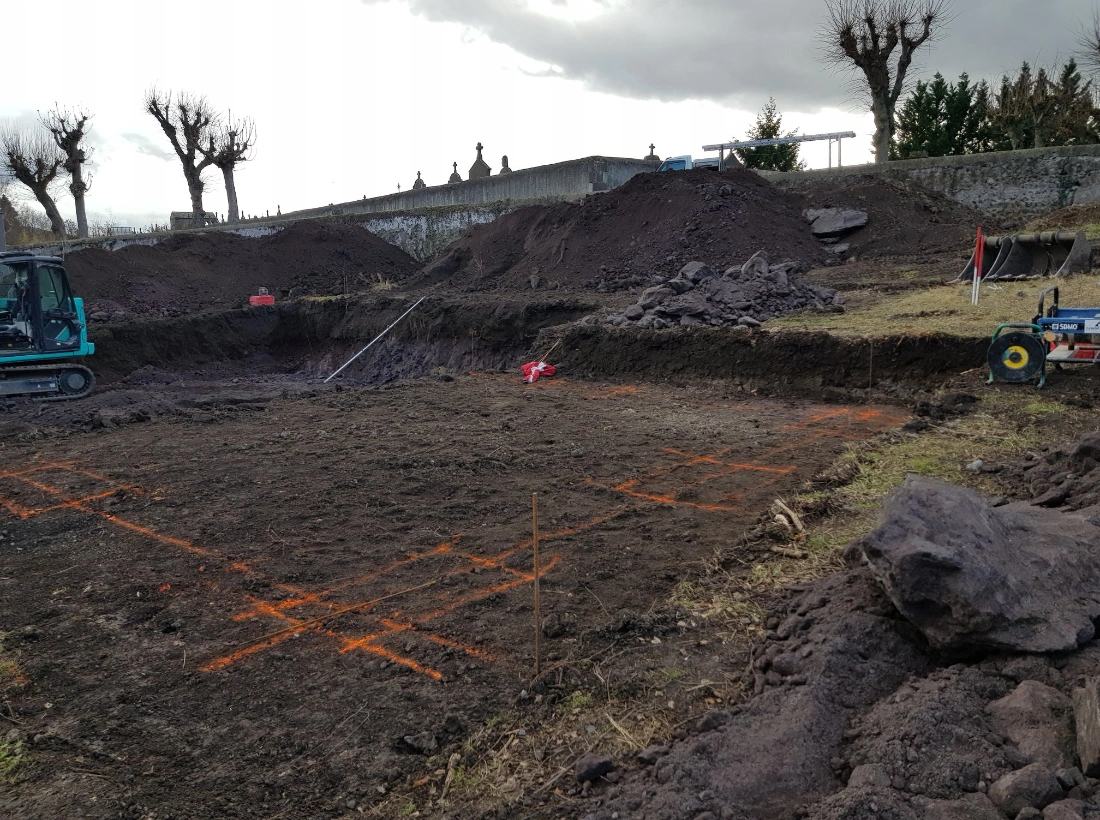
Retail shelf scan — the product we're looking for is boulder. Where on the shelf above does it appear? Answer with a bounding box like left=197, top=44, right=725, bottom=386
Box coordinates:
left=805, top=208, right=869, bottom=237
left=987, top=764, right=1063, bottom=816
left=679, top=261, right=716, bottom=283
left=1043, top=799, right=1088, bottom=820
left=847, top=763, right=891, bottom=788
left=846, top=475, right=1100, bottom=653
left=1073, top=678, right=1100, bottom=777
left=737, top=316, right=762, bottom=328
left=639, top=285, right=675, bottom=310
left=669, top=276, right=695, bottom=294
left=741, top=250, right=769, bottom=278
left=624, top=304, right=645, bottom=321
left=988, top=681, right=1076, bottom=770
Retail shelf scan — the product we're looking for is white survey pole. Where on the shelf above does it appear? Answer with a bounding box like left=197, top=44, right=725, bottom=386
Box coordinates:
left=323, top=296, right=426, bottom=383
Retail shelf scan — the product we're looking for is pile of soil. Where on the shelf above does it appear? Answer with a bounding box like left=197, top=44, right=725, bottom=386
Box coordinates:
left=64, top=221, right=418, bottom=319
left=585, top=564, right=1100, bottom=820
left=603, top=256, right=840, bottom=330
left=417, top=168, right=828, bottom=292
left=1003, top=431, right=1100, bottom=510
left=1028, top=204, right=1100, bottom=232
left=787, top=174, right=998, bottom=260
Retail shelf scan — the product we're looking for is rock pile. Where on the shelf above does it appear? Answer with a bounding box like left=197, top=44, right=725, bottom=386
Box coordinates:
left=604, top=254, right=842, bottom=330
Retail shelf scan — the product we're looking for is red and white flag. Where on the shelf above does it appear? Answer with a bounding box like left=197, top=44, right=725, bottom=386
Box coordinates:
left=521, top=361, right=556, bottom=383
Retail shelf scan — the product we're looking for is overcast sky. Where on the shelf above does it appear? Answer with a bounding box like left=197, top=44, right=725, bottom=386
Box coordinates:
left=1, top=0, right=1093, bottom=229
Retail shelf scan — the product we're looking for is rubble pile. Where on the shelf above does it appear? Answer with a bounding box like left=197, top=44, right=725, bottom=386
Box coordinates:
left=604, top=254, right=842, bottom=330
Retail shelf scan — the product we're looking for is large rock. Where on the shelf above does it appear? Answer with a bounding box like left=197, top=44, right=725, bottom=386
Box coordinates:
left=988, top=681, right=1076, bottom=770
left=846, top=475, right=1100, bottom=653
left=679, top=261, right=716, bottom=283
left=805, top=207, right=868, bottom=237
left=1073, top=678, right=1100, bottom=777
left=987, top=763, right=1063, bottom=816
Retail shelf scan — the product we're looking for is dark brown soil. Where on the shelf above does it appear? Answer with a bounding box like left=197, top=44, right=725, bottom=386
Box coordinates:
left=0, top=375, right=906, bottom=819
left=417, top=168, right=828, bottom=292
left=65, top=222, right=419, bottom=320
left=788, top=175, right=1000, bottom=260
left=1028, top=203, right=1100, bottom=231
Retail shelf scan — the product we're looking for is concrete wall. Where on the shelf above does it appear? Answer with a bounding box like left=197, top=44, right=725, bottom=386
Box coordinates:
left=763, top=145, right=1100, bottom=225
left=280, top=155, right=657, bottom=221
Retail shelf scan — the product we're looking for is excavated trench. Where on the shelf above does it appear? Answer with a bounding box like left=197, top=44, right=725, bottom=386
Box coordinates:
left=0, top=294, right=987, bottom=435
left=87, top=294, right=985, bottom=393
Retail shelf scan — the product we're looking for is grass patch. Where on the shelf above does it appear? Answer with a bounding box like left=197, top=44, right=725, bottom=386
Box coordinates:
left=770, top=278, right=1100, bottom=338
left=0, top=737, right=23, bottom=781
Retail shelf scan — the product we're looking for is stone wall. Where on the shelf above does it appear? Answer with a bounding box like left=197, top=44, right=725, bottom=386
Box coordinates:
left=763, top=145, right=1100, bottom=225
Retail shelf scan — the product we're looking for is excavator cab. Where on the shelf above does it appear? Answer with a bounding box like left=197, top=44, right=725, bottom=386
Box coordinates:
left=0, top=252, right=95, bottom=399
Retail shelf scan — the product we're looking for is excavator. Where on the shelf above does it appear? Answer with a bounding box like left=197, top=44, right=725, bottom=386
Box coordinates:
left=0, top=251, right=95, bottom=400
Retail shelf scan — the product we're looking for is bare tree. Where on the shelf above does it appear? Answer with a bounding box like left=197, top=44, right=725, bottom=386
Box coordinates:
left=41, top=106, right=93, bottom=239
left=202, top=113, right=256, bottom=224
left=822, top=0, right=950, bottom=163
left=1078, top=8, right=1100, bottom=73
left=0, top=125, right=67, bottom=236
left=144, top=88, right=219, bottom=227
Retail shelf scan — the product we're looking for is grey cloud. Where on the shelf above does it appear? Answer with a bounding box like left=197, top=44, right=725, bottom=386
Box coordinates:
left=122, top=132, right=175, bottom=162
left=364, top=0, right=1093, bottom=112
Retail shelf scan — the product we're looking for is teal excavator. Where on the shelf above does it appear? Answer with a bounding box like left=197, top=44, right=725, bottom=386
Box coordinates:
left=0, top=251, right=95, bottom=400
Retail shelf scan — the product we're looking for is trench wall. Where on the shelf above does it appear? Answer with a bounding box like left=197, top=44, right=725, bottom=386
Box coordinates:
left=764, top=144, right=1100, bottom=225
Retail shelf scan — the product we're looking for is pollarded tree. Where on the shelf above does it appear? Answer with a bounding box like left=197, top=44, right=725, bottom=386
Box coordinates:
left=202, top=112, right=256, bottom=224
left=735, top=98, right=806, bottom=171
left=41, top=106, right=93, bottom=239
left=144, top=89, right=219, bottom=227
left=0, top=125, right=66, bottom=236
left=822, top=0, right=950, bottom=163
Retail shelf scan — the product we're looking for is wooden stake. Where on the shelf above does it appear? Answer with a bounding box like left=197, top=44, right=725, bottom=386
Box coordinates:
left=532, top=492, right=541, bottom=678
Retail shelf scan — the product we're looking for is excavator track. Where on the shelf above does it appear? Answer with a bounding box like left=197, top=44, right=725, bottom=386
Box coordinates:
left=0, top=363, right=96, bottom=402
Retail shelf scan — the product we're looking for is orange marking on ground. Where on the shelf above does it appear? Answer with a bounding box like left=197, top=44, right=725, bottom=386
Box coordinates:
left=200, top=626, right=314, bottom=672
left=333, top=632, right=442, bottom=680
left=489, top=512, right=619, bottom=563
left=159, top=583, right=171, bottom=592
left=0, top=496, right=35, bottom=519
left=417, top=630, right=494, bottom=660
left=93, top=511, right=217, bottom=558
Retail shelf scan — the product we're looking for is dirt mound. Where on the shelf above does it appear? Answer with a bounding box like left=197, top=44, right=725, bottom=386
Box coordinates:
left=65, top=221, right=419, bottom=319
left=787, top=174, right=998, bottom=259
left=418, top=167, right=827, bottom=292
left=1029, top=204, right=1100, bottom=232
left=1003, top=431, right=1100, bottom=510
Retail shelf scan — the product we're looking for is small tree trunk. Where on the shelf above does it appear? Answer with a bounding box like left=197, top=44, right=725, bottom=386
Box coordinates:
left=70, top=165, right=89, bottom=239
left=871, top=93, right=894, bottom=164
left=30, top=185, right=66, bottom=236
left=222, top=166, right=239, bottom=224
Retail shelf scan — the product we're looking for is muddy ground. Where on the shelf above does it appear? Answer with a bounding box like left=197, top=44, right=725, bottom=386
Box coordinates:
left=0, top=370, right=905, bottom=819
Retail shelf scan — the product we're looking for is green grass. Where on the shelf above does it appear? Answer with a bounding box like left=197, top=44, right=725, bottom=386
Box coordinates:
left=770, top=278, right=1100, bottom=337
left=0, top=738, right=23, bottom=781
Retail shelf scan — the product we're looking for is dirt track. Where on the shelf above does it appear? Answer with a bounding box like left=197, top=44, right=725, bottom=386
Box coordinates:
left=0, top=373, right=904, bottom=818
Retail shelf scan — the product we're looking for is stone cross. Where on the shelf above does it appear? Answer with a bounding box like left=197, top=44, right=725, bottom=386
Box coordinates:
left=649, top=143, right=655, bottom=154
left=476, top=142, right=483, bottom=155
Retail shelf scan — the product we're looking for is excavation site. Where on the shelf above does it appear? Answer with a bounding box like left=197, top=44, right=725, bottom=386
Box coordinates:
left=5, top=164, right=1100, bottom=820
